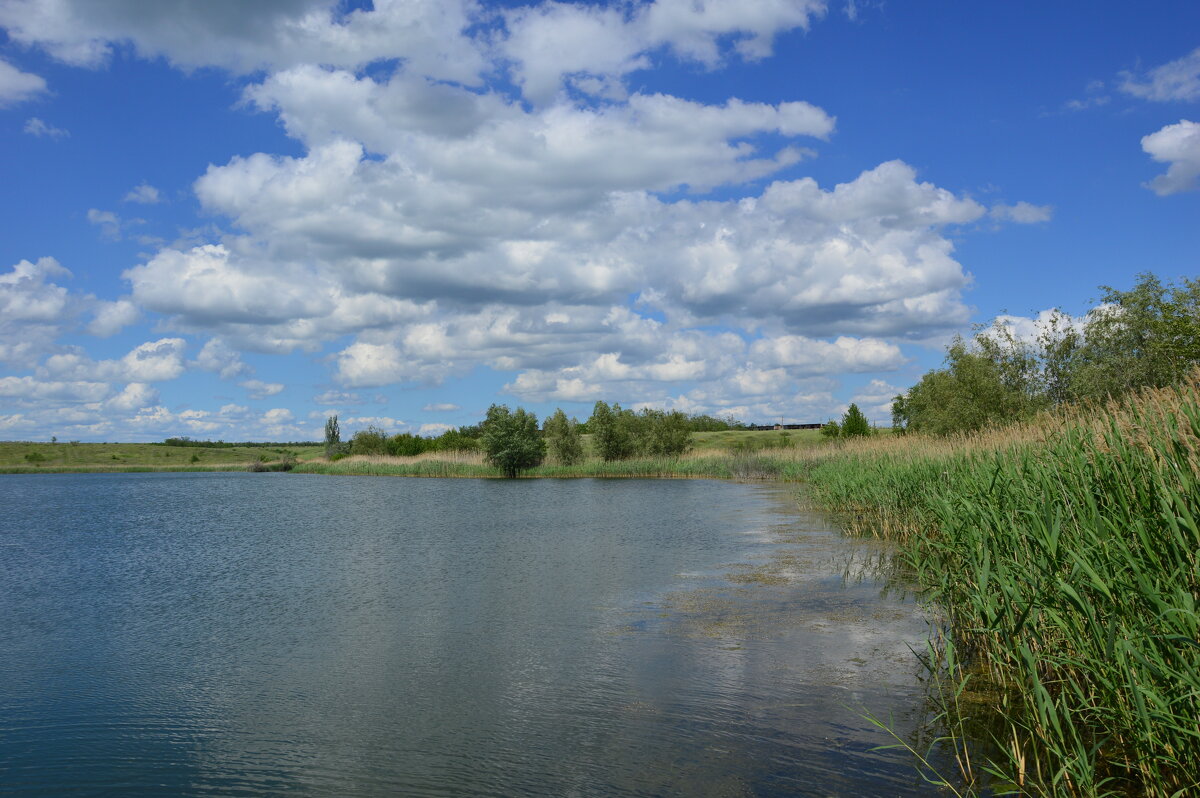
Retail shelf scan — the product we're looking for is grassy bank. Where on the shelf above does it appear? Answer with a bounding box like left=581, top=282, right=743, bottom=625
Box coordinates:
left=291, top=435, right=828, bottom=480
left=0, top=441, right=325, bottom=472
left=803, top=379, right=1200, bottom=796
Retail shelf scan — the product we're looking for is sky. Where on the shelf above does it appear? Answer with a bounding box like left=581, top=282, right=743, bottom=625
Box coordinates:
left=1, top=0, right=1198, bottom=442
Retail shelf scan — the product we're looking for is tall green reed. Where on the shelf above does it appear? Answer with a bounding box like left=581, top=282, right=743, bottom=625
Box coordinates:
left=806, top=380, right=1200, bottom=796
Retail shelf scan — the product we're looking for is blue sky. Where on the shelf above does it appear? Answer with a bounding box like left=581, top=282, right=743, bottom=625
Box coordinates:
left=1, top=0, right=1198, bottom=441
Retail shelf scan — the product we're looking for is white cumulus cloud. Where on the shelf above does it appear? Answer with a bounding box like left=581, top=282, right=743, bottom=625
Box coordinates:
left=1142, top=119, right=1200, bottom=195
left=87, top=299, right=139, bottom=337
left=194, top=338, right=250, bottom=379
left=39, top=338, right=186, bottom=383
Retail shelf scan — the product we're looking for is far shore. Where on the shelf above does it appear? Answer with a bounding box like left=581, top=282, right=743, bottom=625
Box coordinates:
left=0, top=430, right=827, bottom=478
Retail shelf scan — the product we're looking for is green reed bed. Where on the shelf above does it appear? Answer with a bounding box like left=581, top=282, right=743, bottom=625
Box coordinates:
left=805, top=385, right=1200, bottom=796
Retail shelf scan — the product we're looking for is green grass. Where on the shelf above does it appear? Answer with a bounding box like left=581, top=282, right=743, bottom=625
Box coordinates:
left=688, top=428, right=826, bottom=451
left=803, top=381, right=1200, bottom=797
left=0, top=441, right=325, bottom=471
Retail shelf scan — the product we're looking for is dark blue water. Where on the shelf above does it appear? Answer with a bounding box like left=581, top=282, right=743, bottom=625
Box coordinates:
left=0, top=473, right=945, bottom=796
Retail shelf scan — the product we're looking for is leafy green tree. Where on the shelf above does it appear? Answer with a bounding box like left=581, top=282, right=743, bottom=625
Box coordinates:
left=589, top=400, right=636, bottom=461
left=840, top=403, right=872, bottom=437
left=1070, top=273, right=1200, bottom=400
left=324, top=415, right=341, bottom=457
left=891, top=272, right=1200, bottom=437
left=543, top=409, right=584, bottom=465
left=481, top=404, right=546, bottom=477
left=386, top=432, right=431, bottom=457
left=1033, top=308, right=1084, bottom=407
left=638, top=408, right=692, bottom=456
left=903, top=331, right=1047, bottom=436
left=820, top=420, right=840, bottom=439
left=350, top=425, right=388, bottom=455
left=430, top=428, right=480, bottom=452
left=890, top=394, right=909, bottom=434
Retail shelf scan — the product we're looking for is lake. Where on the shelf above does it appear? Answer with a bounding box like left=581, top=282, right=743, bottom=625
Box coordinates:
left=0, top=472, right=948, bottom=796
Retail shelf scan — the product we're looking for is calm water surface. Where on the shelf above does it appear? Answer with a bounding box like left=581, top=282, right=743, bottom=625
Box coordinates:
left=0, top=473, right=946, bottom=796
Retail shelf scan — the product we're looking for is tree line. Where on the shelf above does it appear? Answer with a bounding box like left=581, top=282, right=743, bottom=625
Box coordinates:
left=893, top=272, right=1200, bottom=435
left=324, top=403, right=745, bottom=476
left=163, top=437, right=320, bottom=448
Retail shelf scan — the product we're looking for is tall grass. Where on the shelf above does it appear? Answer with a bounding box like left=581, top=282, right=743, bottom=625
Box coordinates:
left=804, top=378, right=1200, bottom=796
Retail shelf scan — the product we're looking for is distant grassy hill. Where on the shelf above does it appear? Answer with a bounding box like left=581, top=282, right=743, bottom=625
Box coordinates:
left=0, top=441, right=325, bottom=473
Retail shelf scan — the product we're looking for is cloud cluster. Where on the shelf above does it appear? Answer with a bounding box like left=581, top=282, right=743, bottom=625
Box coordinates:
left=500, top=0, right=826, bottom=102
left=0, top=0, right=486, bottom=82
left=118, top=50, right=981, bottom=413
left=0, top=257, right=139, bottom=367
left=0, top=0, right=1059, bottom=437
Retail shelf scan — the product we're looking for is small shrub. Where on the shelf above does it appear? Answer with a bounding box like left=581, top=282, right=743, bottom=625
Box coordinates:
left=24, top=451, right=45, bottom=464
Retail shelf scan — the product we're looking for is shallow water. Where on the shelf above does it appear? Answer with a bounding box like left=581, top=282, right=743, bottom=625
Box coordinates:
left=0, top=473, right=948, bottom=796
